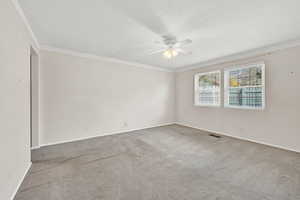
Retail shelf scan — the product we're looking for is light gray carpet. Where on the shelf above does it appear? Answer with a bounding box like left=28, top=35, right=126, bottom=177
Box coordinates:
left=15, top=125, right=300, bottom=200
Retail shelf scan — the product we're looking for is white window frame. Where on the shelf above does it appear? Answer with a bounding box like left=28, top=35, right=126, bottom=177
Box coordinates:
left=224, top=62, right=265, bottom=110
left=194, top=70, right=221, bottom=107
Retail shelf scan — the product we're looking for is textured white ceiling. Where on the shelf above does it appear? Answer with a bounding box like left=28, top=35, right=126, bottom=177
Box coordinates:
left=19, top=0, right=300, bottom=69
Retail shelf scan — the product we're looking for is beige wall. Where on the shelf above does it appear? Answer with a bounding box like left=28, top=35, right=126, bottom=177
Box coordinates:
left=1, top=2, right=300, bottom=199
left=176, top=46, right=300, bottom=152
left=0, top=0, right=37, bottom=199
left=40, top=50, right=175, bottom=145
left=30, top=48, right=40, bottom=148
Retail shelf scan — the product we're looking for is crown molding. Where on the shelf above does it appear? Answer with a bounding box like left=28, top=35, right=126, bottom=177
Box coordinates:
left=175, top=38, right=300, bottom=72
left=9, top=0, right=300, bottom=73
left=11, top=0, right=40, bottom=50
left=40, top=45, right=173, bottom=72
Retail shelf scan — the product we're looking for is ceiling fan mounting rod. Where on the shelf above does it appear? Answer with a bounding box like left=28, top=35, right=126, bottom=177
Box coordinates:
left=163, top=35, right=177, bottom=47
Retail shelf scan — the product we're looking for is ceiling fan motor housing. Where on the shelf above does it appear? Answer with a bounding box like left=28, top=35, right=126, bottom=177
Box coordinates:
left=162, top=35, right=178, bottom=47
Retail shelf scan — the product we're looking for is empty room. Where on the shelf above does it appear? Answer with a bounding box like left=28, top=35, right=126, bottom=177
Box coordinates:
left=1, top=0, right=300, bottom=199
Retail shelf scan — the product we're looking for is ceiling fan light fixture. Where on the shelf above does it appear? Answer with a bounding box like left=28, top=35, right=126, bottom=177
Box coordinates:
left=163, top=48, right=178, bottom=59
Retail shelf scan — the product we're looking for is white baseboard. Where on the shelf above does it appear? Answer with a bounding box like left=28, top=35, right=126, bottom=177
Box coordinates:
left=175, top=122, right=300, bottom=153
left=11, top=162, right=32, bottom=200
left=30, top=146, right=40, bottom=150
left=41, top=122, right=175, bottom=148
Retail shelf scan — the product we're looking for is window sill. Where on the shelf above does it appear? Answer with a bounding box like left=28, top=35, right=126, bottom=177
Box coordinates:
left=224, top=105, right=265, bottom=110
left=194, top=104, right=221, bottom=108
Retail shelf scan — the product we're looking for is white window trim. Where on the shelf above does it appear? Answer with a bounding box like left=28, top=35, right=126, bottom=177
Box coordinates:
left=194, top=70, right=221, bottom=107
left=224, top=62, right=266, bottom=110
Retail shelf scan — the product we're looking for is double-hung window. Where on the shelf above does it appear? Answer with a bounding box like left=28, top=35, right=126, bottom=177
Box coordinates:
left=224, top=62, right=265, bottom=109
left=194, top=71, right=221, bottom=107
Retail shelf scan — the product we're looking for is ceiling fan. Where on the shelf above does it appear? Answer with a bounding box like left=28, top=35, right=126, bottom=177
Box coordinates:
left=149, top=35, right=192, bottom=59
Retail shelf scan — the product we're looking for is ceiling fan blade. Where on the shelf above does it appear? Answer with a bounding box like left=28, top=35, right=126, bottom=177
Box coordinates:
left=182, top=51, right=192, bottom=55
left=147, top=48, right=166, bottom=55
left=154, top=40, right=162, bottom=44
left=177, top=39, right=192, bottom=46
left=176, top=48, right=184, bottom=53
left=176, top=48, right=192, bottom=55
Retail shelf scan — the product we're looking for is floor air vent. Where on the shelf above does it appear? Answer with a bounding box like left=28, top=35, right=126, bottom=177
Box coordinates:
left=209, top=133, right=221, bottom=138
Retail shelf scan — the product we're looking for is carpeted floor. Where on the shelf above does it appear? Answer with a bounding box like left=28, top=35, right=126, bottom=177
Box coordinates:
left=15, top=125, right=300, bottom=200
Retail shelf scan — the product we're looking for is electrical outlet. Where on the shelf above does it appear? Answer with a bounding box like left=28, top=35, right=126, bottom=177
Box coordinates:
left=123, top=122, right=128, bottom=127
left=289, top=71, right=296, bottom=76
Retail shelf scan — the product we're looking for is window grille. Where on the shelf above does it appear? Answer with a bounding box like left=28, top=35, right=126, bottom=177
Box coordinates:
left=194, top=71, right=221, bottom=107
left=224, top=63, right=265, bottom=109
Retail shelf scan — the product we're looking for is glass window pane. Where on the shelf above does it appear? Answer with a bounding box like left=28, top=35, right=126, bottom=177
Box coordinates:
left=195, top=71, right=220, bottom=106
left=225, top=63, right=265, bottom=109
left=228, top=87, right=262, bottom=107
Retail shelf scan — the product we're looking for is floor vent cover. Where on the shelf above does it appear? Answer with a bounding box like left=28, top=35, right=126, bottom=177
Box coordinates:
left=209, top=134, right=221, bottom=138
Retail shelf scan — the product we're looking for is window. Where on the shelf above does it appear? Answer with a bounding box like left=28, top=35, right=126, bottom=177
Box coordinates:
left=224, top=62, right=265, bottom=109
left=194, top=71, right=221, bottom=106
